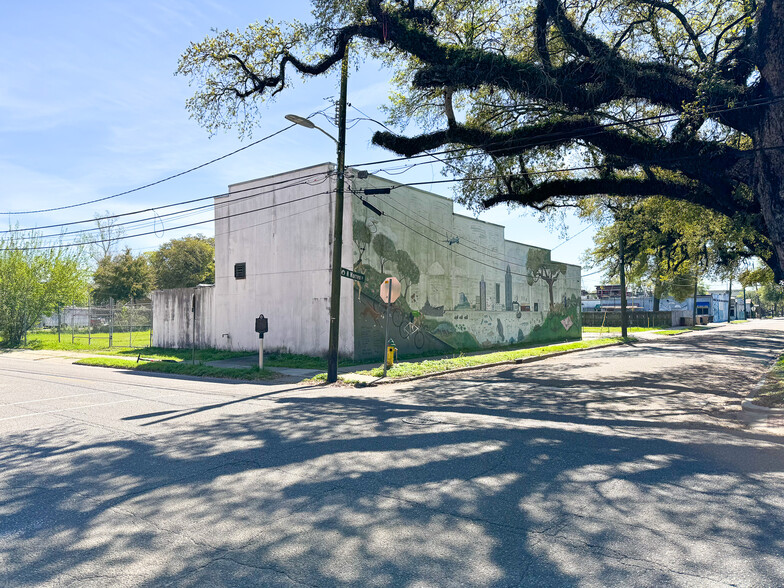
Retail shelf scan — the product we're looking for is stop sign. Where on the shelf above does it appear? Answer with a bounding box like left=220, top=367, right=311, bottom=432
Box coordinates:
left=380, top=277, right=401, bottom=304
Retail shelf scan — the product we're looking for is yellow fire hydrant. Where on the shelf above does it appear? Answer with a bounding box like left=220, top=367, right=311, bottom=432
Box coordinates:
left=386, top=339, right=397, bottom=369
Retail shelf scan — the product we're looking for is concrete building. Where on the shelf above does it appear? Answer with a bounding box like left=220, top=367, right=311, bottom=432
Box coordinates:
left=153, top=163, right=582, bottom=359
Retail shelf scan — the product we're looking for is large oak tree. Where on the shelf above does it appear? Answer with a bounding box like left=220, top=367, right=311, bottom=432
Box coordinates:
left=178, top=0, right=784, bottom=281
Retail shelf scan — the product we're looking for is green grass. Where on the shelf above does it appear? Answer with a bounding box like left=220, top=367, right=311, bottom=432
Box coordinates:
left=20, top=330, right=153, bottom=350
left=751, top=356, right=784, bottom=408
left=13, top=330, right=256, bottom=362
left=656, top=325, right=712, bottom=336
left=263, top=352, right=364, bottom=370
left=582, top=326, right=663, bottom=333
left=74, top=356, right=277, bottom=380
left=352, top=337, right=630, bottom=379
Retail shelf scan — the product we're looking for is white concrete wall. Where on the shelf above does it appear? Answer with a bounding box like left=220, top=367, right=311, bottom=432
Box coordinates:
left=212, top=163, right=354, bottom=355
left=151, top=286, right=215, bottom=349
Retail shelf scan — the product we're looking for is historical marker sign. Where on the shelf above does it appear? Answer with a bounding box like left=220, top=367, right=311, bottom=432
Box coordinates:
left=340, top=267, right=365, bottom=282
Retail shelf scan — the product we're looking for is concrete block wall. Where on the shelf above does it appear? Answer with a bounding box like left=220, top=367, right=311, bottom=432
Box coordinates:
left=151, top=286, right=215, bottom=349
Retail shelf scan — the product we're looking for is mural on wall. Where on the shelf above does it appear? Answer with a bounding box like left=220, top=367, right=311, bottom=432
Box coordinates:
left=351, top=194, right=581, bottom=360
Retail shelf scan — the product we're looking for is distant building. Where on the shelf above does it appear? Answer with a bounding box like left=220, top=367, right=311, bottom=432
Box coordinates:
left=583, top=293, right=747, bottom=322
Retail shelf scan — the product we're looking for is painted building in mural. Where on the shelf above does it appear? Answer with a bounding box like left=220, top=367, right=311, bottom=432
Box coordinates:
left=152, top=163, right=582, bottom=358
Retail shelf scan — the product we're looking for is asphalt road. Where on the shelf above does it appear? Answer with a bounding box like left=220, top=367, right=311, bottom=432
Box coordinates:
left=2, top=320, right=784, bottom=587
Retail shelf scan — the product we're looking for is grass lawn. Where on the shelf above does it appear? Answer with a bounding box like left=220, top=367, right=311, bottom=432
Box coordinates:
left=350, top=337, right=630, bottom=379
left=582, top=326, right=663, bottom=333
left=751, top=355, right=784, bottom=408
left=13, top=330, right=255, bottom=362
left=74, top=356, right=277, bottom=381
left=656, top=325, right=712, bottom=335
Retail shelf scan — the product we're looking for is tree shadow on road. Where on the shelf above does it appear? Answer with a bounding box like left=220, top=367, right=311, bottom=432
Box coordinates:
left=3, top=380, right=784, bottom=586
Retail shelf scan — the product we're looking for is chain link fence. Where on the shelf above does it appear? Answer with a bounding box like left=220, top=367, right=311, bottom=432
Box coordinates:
left=37, top=299, right=153, bottom=348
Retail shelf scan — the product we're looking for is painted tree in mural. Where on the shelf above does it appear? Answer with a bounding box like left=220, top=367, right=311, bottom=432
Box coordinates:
left=372, top=234, right=397, bottom=273
left=396, top=250, right=420, bottom=300
left=178, top=0, right=784, bottom=282
left=527, top=249, right=567, bottom=311
left=352, top=219, right=373, bottom=267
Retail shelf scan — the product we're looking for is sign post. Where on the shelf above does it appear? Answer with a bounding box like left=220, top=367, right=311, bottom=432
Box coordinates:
left=380, top=277, right=401, bottom=377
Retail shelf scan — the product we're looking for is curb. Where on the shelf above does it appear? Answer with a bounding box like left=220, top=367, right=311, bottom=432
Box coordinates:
left=740, top=400, right=784, bottom=414
left=357, top=340, right=628, bottom=386
left=741, top=356, right=784, bottom=414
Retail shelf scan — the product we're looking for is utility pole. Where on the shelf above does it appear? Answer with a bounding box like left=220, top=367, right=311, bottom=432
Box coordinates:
left=727, top=274, right=733, bottom=322
left=619, top=232, right=628, bottom=338
left=326, top=47, right=349, bottom=383
left=692, top=272, right=698, bottom=326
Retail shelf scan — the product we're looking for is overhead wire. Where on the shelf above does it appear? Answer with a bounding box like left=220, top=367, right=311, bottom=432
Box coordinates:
left=0, top=105, right=333, bottom=216
left=7, top=94, right=784, bottom=238
left=0, top=168, right=331, bottom=235
left=5, top=94, right=778, bottom=222
left=2, top=189, right=334, bottom=251
left=4, top=171, right=334, bottom=245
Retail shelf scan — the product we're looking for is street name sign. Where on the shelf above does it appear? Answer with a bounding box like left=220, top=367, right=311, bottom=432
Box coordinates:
left=340, top=267, right=365, bottom=282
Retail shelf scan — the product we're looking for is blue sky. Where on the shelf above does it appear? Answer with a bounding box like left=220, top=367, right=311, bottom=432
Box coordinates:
left=0, top=1, right=605, bottom=287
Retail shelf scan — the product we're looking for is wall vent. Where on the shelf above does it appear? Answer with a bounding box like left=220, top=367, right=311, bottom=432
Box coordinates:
left=234, top=262, right=247, bottom=279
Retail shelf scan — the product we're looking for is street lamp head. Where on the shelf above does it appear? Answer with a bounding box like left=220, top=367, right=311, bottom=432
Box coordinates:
left=285, top=114, right=316, bottom=129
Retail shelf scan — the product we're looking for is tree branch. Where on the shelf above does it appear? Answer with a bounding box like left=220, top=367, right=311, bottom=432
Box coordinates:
left=481, top=176, right=753, bottom=220
left=631, top=0, right=708, bottom=62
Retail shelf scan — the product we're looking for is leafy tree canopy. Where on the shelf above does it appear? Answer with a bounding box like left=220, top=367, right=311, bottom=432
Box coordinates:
left=0, top=232, right=89, bottom=346
left=92, top=248, right=154, bottom=303
left=178, top=0, right=784, bottom=281
left=151, top=234, right=215, bottom=290
left=738, top=262, right=774, bottom=288
left=583, top=195, right=765, bottom=301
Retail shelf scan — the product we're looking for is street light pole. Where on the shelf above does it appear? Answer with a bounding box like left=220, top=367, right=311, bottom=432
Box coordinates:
left=286, top=49, right=349, bottom=384
left=326, top=49, right=349, bottom=383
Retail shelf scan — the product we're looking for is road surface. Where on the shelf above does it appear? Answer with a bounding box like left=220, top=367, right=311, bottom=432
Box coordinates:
left=2, top=320, right=784, bottom=586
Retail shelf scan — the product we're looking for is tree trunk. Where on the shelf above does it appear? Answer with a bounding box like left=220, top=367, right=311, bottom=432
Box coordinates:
left=652, top=278, right=662, bottom=313
left=753, top=0, right=784, bottom=282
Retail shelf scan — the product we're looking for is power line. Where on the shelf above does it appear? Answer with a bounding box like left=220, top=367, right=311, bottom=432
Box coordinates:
left=4, top=95, right=779, bottom=224
left=0, top=105, right=333, bottom=216
left=8, top=95, right=782, bottom=233
left=1, top=169, right=331, bottom=235
left=3, top=172, right=333, bottom=244
left=1, top=190, right=333, bottom=251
